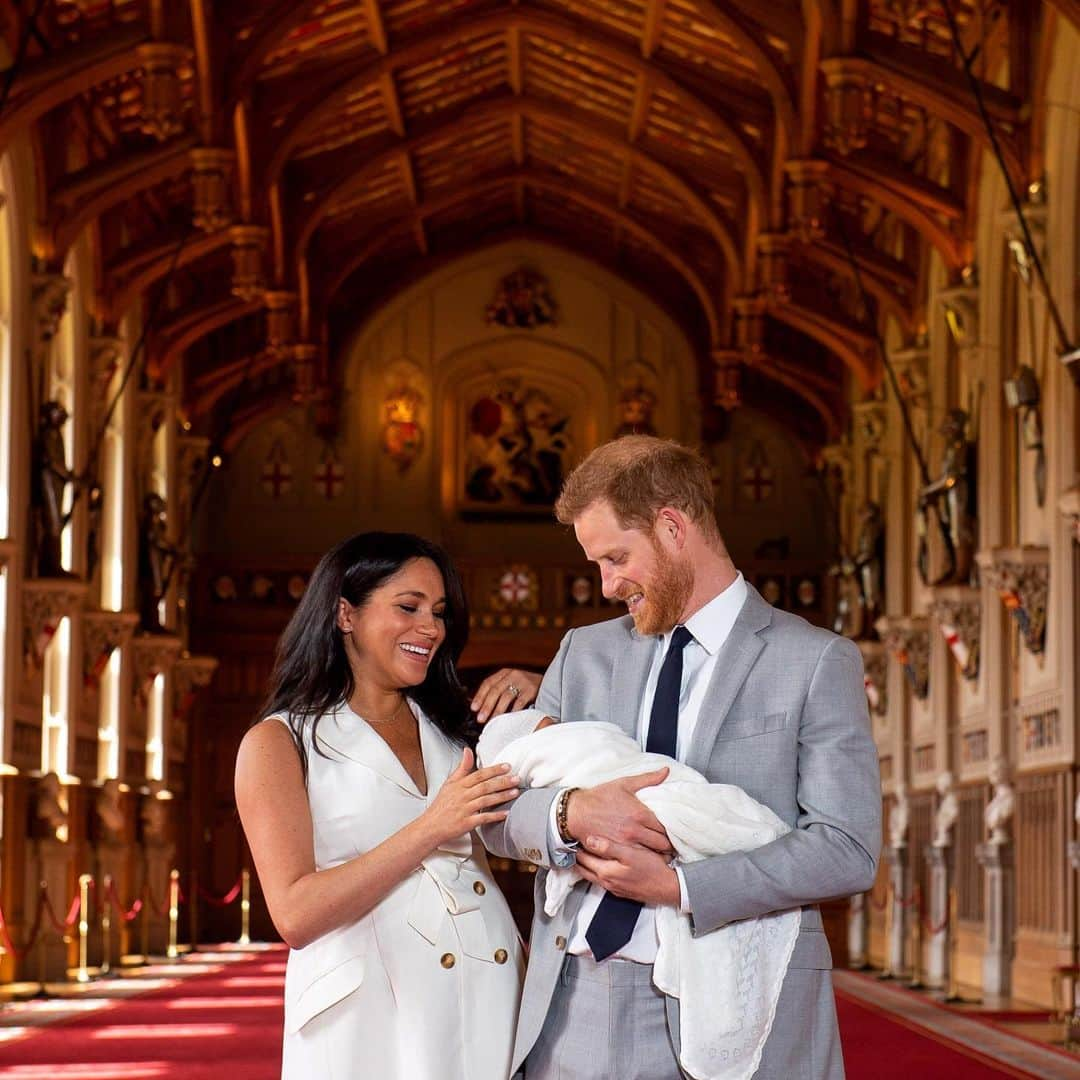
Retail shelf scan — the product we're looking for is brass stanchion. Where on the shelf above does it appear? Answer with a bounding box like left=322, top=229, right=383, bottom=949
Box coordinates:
left=238, top=869, right=251, bottom=946
left=100, top=874, right=112, bottom=976
left=188, top=870, right=199, bottom=955
left=907, top=885, right=924, bottom=990
left=166, top=870, right=180, bottom=960
left=139, top=879, right=151, bottom=961
left=75, top=875, right=91, bottom=984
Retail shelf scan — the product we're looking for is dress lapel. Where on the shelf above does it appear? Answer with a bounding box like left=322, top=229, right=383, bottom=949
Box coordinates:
left=609, top=621, right=656, bottom=738
left=315, top=702, right=427, bottom=798
left=686, top=584, right=773, bottom=774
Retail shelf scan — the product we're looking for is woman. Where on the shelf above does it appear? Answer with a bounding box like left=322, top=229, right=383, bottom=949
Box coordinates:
left=235, top=532, right=525, bottom=1079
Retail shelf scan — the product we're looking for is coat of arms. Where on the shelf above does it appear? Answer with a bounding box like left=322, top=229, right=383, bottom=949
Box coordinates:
left=485, top=268, right=556, bottom=330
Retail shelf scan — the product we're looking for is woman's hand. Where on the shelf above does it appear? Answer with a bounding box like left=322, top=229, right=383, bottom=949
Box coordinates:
left=420, top=748, right=521, bottom=846
left=471, top=668, right=542, bottom=723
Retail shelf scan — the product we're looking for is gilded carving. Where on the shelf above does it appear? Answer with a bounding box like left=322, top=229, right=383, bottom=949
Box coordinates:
left=190, top=147, right=235, bottom=232
left=83, top=610, right=139, bottom=691
left=982, top=547, right=1049, bottom=657
left=875, top=615, right=930, bottom=701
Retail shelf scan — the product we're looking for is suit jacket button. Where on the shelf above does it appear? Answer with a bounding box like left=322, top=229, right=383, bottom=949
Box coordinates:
left=441, top=953, right=456, bottom=969
left=555, top=936, right=566, bottom=950
left=494, top=948, right=508, bottom=964
left=473, top=881, right=486, bottom=895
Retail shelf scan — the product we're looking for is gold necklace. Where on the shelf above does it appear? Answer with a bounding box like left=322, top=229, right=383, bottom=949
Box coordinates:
left=363, top=696, right=408, bottom=725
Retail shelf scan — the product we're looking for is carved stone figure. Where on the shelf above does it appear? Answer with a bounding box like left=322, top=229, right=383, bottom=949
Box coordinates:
left=984, top=757, right=1015, bottom=846
left=932, top=770, right=959, bottom=849
left=138, top=493, right=177, bottom=632
left=140, top=781, right=170, bottom=845
left=31, top=401, right=79, bottom=577
left=853, top=501, right=885, bottom=629
left=34, top=772, right=68, bottom=840
left=919, top=408, right=977, bottom=585
left=889, top=783, right=910, bottom=850
left=95, top=778, right=126, bottom=844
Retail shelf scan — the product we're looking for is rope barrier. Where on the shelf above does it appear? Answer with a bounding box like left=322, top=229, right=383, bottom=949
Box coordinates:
left=105, top=878, right=144, bottom=922
left=0, top=890, right=46, bottom=960
left=40, top=885, right=82, bottom=935
left=196, top=878, right=242, bottom=907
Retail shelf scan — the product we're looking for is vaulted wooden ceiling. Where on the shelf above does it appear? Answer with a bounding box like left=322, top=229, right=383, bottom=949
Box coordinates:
left=6, top=0, right=1070, bottom=448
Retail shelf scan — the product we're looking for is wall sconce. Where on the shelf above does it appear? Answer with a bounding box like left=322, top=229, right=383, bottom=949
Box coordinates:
left=1003, top=364, right=1046, bottom=506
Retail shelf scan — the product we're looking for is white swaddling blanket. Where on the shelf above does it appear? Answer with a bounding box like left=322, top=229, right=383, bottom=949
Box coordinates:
left=478, top=711, right=801, bottom=1080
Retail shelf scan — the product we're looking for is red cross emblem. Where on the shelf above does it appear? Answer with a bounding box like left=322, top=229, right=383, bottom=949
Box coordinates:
left=314, top=457, right=345, bottom=500
left=742, top=463, right=774, bottom=502
left=260, top=458, right=292, bottom=498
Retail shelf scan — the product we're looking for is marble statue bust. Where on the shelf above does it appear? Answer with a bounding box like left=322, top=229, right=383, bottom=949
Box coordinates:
left=932, top=770, right=958, bottom=849
left=889, top=783, right=910, bottom=850
left=983, top=757, right=1015, bottom=845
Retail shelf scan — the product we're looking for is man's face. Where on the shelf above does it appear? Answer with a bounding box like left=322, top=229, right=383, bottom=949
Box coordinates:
left=574, top=500, right=693, bottom=635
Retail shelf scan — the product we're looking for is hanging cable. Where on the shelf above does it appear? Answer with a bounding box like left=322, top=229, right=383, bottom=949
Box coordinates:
left=940, top=0, right=1073, bottom=356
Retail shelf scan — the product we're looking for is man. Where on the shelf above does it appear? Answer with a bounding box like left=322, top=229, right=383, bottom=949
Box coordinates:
left=480, top=435, right=881, bottom=1079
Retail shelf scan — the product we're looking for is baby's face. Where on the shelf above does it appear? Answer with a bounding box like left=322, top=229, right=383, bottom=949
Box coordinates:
left=535, top=715, right=559, bottom=731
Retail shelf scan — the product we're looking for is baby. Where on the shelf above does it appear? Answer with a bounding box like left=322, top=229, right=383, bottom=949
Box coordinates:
left=477, top=709, right=801, bottom=1080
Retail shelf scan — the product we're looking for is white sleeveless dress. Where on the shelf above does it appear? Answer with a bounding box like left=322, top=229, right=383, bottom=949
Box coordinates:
left=273, top=702, right=524, bottom=1079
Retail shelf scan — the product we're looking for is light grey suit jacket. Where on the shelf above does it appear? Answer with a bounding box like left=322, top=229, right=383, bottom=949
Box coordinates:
left=481, top=583, right=882, bottom=1076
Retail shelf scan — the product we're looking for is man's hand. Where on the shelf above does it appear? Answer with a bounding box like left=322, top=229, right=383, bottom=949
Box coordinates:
left=566, top=769, right=671, bottom=853
left=576, top=836, right=681, bottom=907
left=470, top=668, right=542, bottom=723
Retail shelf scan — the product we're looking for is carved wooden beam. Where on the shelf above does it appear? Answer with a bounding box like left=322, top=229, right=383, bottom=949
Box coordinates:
left=261, top=9, right=767, bottom=219
left=363, top=0, right=390, bottom=56
left=641, top=0, right=667, bottom=59
left=765, top=298, right=876, bottom=390
left=45, top=136, right=198, bottom=261
left=295, top=97, right=743, bottom=294
left=317, top=167, right=723, bottom=347
left=151, top=296, right=262, bottom=379
left=0, top=29, right=147, bottom=151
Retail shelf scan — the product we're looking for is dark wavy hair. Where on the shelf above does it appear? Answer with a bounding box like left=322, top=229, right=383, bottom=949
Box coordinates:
left=259, top=532, right=477, bottom=775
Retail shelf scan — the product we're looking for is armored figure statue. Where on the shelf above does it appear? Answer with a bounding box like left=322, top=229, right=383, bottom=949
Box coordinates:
left=919, top=408, right=977, bottom=585
left=932, top=770, right=959, bottom=849
left=984, top=757, right=1015, bottom=846
left=31, top=401, right=79, bottom=577
left=138, top=492, right=178, bottom=633
left=853, top=501, right=885, bottom=630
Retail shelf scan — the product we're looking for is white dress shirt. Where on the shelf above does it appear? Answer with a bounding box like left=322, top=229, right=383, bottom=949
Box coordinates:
left=551, top=572, right=748, bottom=963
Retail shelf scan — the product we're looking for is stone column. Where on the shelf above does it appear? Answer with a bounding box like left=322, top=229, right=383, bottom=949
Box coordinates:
left=925, top=845, right=951, bottom=989
left=976, top=841, right=1015, bottom=996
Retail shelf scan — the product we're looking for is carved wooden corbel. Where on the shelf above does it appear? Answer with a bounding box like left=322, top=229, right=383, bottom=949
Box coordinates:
left=820, top=61, right=870, bottom=155
left=82, top=610, right=139, bottom=691
left=190, top=147, right=235, bottom=232
left=230, top=224, right=269, bottom=302
left=755, top=234, right=790, bottom=300
left=711, top=348, right=742, bottom=412
left=875, top=614, right=930, bottom=700
left=784, top=160, right=831, bottom=242
left=264, top=290, right=298, bottom=353
left=930, top=585, right=981, bottom=680
left=22, top=579, right=88, bottom=670
left=981, top=546, right=1049, bottom=657
left=31, top=271, right=71, bottom=366
left=137, top=43, right=192, bottom=141
left=130, top=634, right=183, bottom=707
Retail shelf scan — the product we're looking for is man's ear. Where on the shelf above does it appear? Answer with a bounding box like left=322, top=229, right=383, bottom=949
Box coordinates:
left=336, top=597, right=353, bottom=634
left=655, top=508, right=688, bottom=550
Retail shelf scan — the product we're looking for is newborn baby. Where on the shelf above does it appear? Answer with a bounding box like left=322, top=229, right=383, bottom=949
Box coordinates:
left=477, top=709, right=801, bottom=1080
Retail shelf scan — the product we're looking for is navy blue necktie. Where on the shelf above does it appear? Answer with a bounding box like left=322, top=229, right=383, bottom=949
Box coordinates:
left=585, top=624, right=694, bottom=961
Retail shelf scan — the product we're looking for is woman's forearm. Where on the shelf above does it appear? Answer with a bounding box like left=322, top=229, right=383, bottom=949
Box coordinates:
left=270, top=814, right=444, bottom=949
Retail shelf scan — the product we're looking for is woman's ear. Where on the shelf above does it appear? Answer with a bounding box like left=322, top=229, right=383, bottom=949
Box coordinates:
left=336, top=597, right=353, bottom=634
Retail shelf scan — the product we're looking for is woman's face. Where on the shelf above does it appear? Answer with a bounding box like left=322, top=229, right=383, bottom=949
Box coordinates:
left=339, top=557, right=448, bottom=690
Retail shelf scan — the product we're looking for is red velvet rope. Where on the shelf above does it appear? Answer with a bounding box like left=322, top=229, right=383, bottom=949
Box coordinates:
left=41, top=887, right=82, bottom=934
left=196, top=877, right=242, bottom=907
left=105, top=878, right=144, bottom=922
left=0, top=891, right=46, bottom=959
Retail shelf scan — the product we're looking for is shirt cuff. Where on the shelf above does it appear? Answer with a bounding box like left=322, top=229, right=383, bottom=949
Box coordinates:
left=547, top=789, right=579, bottom=869
left=675, top=865, right=691, bottom=914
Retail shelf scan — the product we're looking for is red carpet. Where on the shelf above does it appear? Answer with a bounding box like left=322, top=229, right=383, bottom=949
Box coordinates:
left=837, top=990, right=1040, bottom=1079
left=0, top=952, right=1053, bottom=1079
left=0, top=948, right=285, bottom=1079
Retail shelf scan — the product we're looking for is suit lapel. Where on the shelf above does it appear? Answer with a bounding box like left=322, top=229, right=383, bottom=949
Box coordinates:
left=609, top=623, right=655, bottom=738
left=686, top=584, right=773, bottom=774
